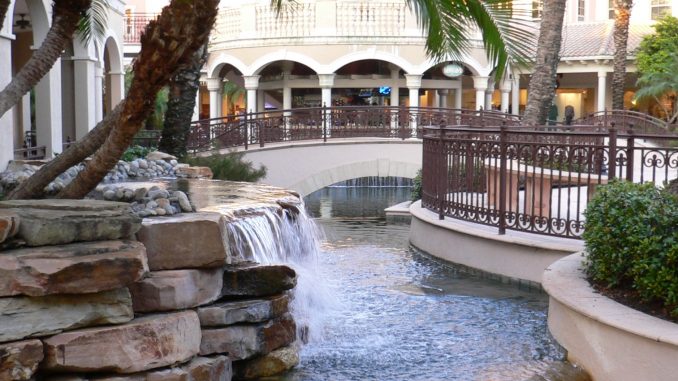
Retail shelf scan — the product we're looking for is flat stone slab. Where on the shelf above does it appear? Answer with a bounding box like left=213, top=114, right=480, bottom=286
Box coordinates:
left=44, top=355, right=231, bottom=381
left=0, top=339, right=43, bottom=380
left=137, top=212, right=229, bottom=270
left=222, top=263, right=296, bottom=298
left=43, top=310, right=201, bottom=374
left=198, top=294, right=289, bottom=327
left=0, top=210, right=20, bottom=244
left=0, top=200, right=141, bottom=247
left=0, top=288, right=133, bottom=343
left=200, top=313, right=296, bottom=360
left=129, top=268, right=223, bottom=313
left=175, top=166, right=213, bottom=179
left=233, top=345, right=300, bottom=380
left=0, top=240, right=148, bottom=297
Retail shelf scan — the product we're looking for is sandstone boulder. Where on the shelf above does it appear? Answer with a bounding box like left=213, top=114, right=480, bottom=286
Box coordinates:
left=0, top=240, right=148, bottom=297
left=0, top=288, right=133, bottom=343
left=233, top=345, right=300, bottom=380
left=137, top=212, right=229, bottom=270
left=0, top=339, right=43, bottom=380
left=0, top=200, right=141, bottom=247
left=45, top=355, right=232, bottom=381
left=200, top=313, right=296, bottom=360
left=0, top=210, right=19, bottom=244
left=198, top=294, right=289, bottom=327
left=175, top=166, right=213, bottom=179
left=222, top=263, right=296, bottom=298
left=145, top=151, right=177, bottom=162
left=43, top=311, right=201, bottom=374
left=129, top=268, right=223, bottom=313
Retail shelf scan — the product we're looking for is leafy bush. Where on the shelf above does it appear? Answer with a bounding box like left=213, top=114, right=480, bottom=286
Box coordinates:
left=122, top=145, right=153, bottom=162
left=584, top=180, right=678, bottom=316
left=411, top=169, right=422, bottom=201
left=186, top=152, right=266, bottom=182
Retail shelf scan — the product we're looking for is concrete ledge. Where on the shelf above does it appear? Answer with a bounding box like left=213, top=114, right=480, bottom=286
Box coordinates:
left=543, top=253, right=678, bottom=381
left=408, top=201, right=582, bottom=284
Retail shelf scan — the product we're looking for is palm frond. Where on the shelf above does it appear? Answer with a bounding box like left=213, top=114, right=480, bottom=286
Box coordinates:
left=77, top=0, right=108, bottom=44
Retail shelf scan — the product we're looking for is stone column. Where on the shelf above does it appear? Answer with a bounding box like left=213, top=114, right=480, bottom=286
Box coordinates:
left=94, top=65, right=104, bottom=122
left=243, top=75, right=260, bottom=114
left=454, top=88, right=462, bottom=109
left=390, top=67, right=400, bottom=107
left=511, top=75, right=520, bottom=116
left=472, top=76, right=489, bottom=111
left=206, top=78, right=222, bottom=120
left=0, top=32, right=13, bottom=170
left=405, top=74, right=422, bottom=137
left=73, top=57, right=97, bottom=139
left=485, top=78, right=495, bottom=110
left=433, top=90, right=441, bottom=109
left=438, top=89, right=448, bottom=109
left=597, top=71, right=607, bottom=112
left=318, top=74, right=335, bottom=136
left=192, top=86, right=201, bottom=122
left=257, top=90, right=265, bottom=113
left=35, top=58, right=63, bottom=157
left=283, top=84, right=292, bottom=110
left=500, top=78, right=511, bottom=114
left=108, top=71, right=125, bottom=108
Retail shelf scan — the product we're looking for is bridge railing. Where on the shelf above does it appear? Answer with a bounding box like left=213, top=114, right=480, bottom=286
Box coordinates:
left=187, top=106, right=521, bottom=152
left=421, top=122, right=678, bottom=239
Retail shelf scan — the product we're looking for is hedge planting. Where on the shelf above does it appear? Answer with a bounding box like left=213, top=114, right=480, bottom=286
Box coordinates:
left=584, top=180, right=678, bottom=317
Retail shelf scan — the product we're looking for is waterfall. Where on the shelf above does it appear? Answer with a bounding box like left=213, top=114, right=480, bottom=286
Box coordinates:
left=224, top=203, right=335, bottom=344
left=329, top=176, right=413, bottom=188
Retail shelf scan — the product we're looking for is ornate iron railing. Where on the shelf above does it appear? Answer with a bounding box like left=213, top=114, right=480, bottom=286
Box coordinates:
left=421, top=122, right=678, bottom=239
left=186, top=106, right=521, bottom=152
left=123, top=13, right=158, bottom=44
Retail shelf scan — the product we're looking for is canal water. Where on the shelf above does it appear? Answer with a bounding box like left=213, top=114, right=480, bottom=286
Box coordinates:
left=273, top=186, right=570, bottom=381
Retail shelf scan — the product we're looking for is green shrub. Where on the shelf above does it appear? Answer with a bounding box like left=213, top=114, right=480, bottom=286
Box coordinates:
left=411, top=169, right=422, bottom=201
left=122, top=145, right=153, bottom=162
left=186, top=152, right=266, bottom=182
left=584, top=180, right=678, bottom=315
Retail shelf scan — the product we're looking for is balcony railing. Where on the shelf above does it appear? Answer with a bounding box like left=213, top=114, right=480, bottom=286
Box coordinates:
left=123, top=13, right=158, bottom=44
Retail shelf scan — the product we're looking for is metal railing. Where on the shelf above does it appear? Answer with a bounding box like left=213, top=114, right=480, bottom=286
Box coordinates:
left=421, top=122, right=678, bottom=239
left=187, top=106, right=521, bottom=152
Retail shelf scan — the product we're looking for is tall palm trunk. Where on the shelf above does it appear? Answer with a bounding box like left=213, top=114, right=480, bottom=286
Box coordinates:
left=158, top=43, right=208, bottom=158
left=0, top=0, right=10, bottom=30
left=0, top=0, right=92, bottom=119
left=522, top=0, right=567, bottom=126
left=612, top=0, right=633, bottom=110
left=56, top=0, right=219, bottom=199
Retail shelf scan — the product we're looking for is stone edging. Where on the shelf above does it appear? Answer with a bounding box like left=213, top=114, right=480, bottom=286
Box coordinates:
left=543, top=253, right=678, bottom=381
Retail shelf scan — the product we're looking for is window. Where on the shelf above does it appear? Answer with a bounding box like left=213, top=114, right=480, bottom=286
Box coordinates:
left=609, top=0, right=615, bottom=19
left=651, top=0, right=672, bottom=20
left=497, top=0, right=513, bottom=17
left=532, top=0, right=543, bottom=19
left=578, top=0, right=586, bottom=21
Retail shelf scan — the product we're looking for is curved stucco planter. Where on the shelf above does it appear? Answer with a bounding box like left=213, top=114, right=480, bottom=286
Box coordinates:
left=543, top=253, right=678, bottom=381
left=408, top=201, right=582, bottom=285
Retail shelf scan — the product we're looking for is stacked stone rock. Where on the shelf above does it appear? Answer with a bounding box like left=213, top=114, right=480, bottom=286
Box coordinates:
left=0, top=200, right=300, bottom=380
left=94, top=185, right=195, bottom=218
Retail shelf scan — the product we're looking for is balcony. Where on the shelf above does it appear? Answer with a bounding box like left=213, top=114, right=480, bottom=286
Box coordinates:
left=123, top=13, right=158, bottom=44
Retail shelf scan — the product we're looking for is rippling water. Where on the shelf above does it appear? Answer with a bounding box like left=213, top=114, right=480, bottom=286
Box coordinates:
left=260, top=187, right=570, bottom=381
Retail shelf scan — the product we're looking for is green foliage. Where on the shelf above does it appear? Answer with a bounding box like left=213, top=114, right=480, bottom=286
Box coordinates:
left=411, top=169, right=422, bottom=201
left=76, top=0, right=108, bottom=44
left=125, top=69, right=169, bottom=130
left=185, top=152, right=267, bottom=182
left=584, top=180, right=678, bottom=316
left=122, top=145, right=153, bottom=162
left=635, top=52, right=678, bottom=123
left=636, top=16, right=678, bottom=76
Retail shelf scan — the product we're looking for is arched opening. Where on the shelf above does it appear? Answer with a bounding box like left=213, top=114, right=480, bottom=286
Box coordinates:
left=421, top=62, right=475, bottom=110
left=102, top=36, right=123, bottom=116
left=256, top=60, right=317, bottom=109
left=333, top=59, right=405, bottom=107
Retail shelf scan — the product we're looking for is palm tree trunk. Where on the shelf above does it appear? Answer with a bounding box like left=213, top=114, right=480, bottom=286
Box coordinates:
left=57, top=0, right=219, bottom=199
left=0, top=0, right=10, bottom=30
left=522, top=0, right=566, bottom=126
left=158, top=42, right=208, bottom=158
left=612, top=0, right=633, bottom=110
left=0, top=0, right=92, bottom=119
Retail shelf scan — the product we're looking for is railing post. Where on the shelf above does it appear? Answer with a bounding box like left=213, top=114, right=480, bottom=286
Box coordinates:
left=255, top=110, right=264, bottom=148
left=322, top=102, right=327, bottom=143
left=438, top=126, right=446, bottom=220
left=608, top=123, right=617, bottom=180
left=498, top=124, right=507, bottom=235
left=244, top=113, right=249, bottom=150
left=626, top=128, right=635, bottom=182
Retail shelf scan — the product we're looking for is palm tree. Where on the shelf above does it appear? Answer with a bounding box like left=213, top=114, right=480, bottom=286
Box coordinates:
left=612, top=0, right=633, bottom=110
left=0, top=0, right=94, bottom=118
left=0, top=0, right=10, bottom=30
left=522, top=0, right=567, bottom=126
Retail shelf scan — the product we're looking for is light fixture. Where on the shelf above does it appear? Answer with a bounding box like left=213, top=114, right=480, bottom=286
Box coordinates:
left=14, top=14, right=31, bottom=30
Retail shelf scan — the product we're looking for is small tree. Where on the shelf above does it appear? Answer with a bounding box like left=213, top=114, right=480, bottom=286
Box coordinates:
left=635, top=52, right=678, bottom=125
left=636, top=16, right=678, bottom=76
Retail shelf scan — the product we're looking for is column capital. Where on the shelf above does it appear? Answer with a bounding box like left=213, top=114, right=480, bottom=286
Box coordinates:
left=597, top=71, right=609, bottom=78
left=405, top=74, right=422, bottom=88
left=318, top=74, right=335, bottom=88
left=437, top=89, right=449, bottom=95
left=472, top=76, right=489, bottom=91
left=206, top=77, right=222, bottom=91
left=243, top=75, right=261, bottom=90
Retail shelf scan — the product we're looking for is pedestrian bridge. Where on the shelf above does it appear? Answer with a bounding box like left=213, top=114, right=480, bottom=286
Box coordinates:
left=187, top=106, right=666, bottom=196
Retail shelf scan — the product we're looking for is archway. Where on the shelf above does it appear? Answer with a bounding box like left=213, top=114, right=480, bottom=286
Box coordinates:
left=102, top=35, right=124, bottom=116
